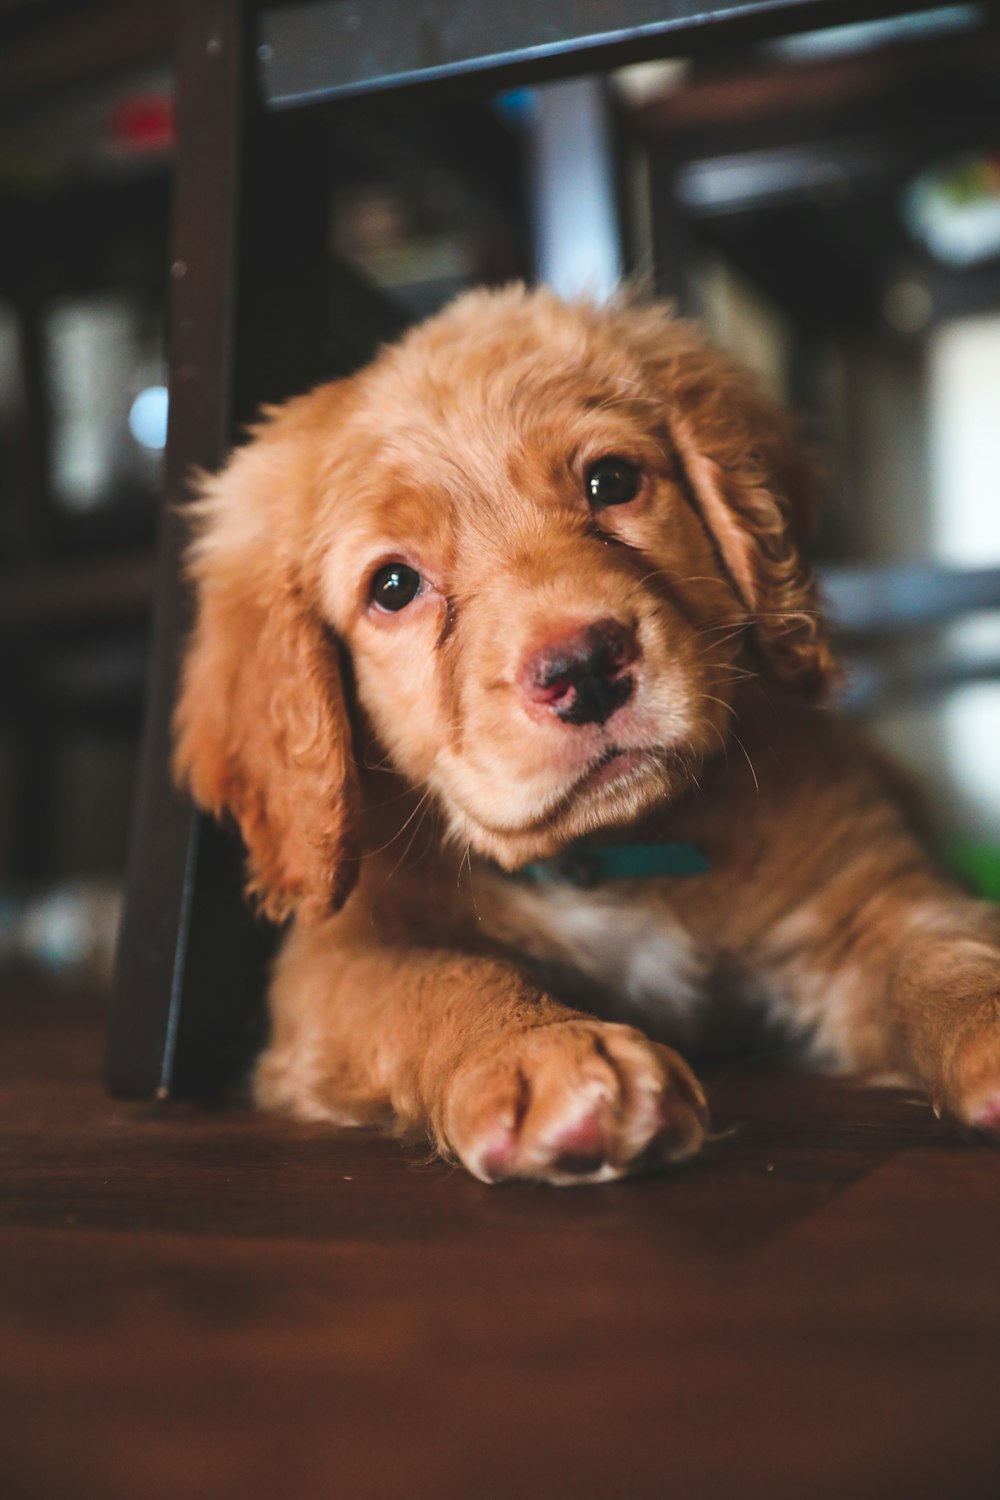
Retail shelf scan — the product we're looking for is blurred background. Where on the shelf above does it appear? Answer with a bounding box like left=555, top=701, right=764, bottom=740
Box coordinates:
left=1, top=0, right=999, bottom=990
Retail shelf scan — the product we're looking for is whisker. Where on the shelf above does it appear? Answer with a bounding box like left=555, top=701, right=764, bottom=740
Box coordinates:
left=696, top=627, right=748, bottom=656
left=465, top=845, right=482, bottom=923
left=745, top=607, right=823, bottom=622
left=365, top=786, right=434, bottom=859
left=367, top=779, right=430, bottom=809
left=637, top=569, right=732, bottom=592
left=731, top=730, right=760, bottom=794
left=703, top=718, right=729, bottom=761
left=700, top=691, right=737, bottom=720
left=692, top=618, right=751, bottom=638
left=378, top=798, right=433, bottom=892
left=361, top=744, right=396, bottom=773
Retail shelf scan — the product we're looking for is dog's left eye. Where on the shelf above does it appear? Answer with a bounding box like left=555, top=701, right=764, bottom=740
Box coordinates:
left=371, top=563, right=422, bottom=612
left=586, top=457, right=642, bottom=509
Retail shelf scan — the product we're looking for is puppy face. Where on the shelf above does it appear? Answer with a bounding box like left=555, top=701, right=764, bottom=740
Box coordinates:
left=175, top=287, right=832, bottom=921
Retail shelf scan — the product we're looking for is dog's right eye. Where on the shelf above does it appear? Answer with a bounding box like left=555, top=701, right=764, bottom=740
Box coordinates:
left=371, top=563, right=422, bottom=612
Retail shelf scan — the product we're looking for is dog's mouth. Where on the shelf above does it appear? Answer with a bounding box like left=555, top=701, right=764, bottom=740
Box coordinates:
left=569, top=744, right=653, bottom=797
left=445, top=739, right=690, bottom=870
left=540, top=741, right=684, bottom=832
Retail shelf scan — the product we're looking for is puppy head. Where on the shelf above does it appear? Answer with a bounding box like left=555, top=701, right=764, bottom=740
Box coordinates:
left=175, top=286, right=833, bottom=920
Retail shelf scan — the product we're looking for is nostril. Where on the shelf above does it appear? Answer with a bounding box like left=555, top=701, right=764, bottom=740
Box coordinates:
left=588, top=618, right=639, bottom=677
left=520, top=618, right=639, bottom=726
left=595, top=629, right=637, bottom=680
left=533, top=672, right=573, bottom=707
left=557, top=670, right=634, bottom=727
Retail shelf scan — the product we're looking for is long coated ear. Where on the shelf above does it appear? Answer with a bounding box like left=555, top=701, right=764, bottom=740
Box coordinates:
left=626, top=310, right=835, bottom=698
left=173, top=393, right=360, bottom=924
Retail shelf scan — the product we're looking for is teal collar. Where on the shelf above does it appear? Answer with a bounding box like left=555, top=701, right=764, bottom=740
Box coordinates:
left=519, top=841, right=708, bottom=888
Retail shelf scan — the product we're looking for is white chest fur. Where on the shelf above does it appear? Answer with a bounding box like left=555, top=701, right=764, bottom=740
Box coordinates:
left=489, top=878, right=710, bottom=1034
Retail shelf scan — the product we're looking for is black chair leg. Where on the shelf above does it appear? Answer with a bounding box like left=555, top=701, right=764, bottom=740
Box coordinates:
left=107, top=0, right=261, bottom=1100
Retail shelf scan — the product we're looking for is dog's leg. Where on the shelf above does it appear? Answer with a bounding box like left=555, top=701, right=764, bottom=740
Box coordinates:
left=763, top=871, right=1000, bottom=1131
left=889, top=920, right=1000, bottom=1130
left=256, top=926, right=708, bottom=1184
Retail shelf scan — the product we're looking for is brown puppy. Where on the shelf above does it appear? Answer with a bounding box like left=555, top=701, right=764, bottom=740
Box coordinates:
left=174, top=285, right=1000, bottom=1184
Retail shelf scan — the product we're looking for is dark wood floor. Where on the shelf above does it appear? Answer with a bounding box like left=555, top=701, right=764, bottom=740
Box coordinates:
left=3, top=982, right=999, bottom=1500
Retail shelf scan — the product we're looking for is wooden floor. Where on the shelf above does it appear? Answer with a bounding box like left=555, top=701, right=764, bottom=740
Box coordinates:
left=2, top=983, right=1000, bottom=1500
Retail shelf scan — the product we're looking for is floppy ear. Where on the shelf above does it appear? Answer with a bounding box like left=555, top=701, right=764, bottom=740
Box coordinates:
left=628, top=310, right=835, bottom=698
left=173, top=394, right=360, bottom=925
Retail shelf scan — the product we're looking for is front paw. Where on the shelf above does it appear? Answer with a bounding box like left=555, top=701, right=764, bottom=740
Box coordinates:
left=443, top=1019, right=708, bottom=1185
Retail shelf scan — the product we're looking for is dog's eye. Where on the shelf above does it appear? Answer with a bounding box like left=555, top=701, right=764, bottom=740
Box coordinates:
left=371, top=563, right=422, bottom=612
left=586, top=457, right=641, bottom=510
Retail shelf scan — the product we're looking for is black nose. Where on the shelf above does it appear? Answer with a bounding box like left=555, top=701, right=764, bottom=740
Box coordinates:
left=520, top=618, right=638, bottom=727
